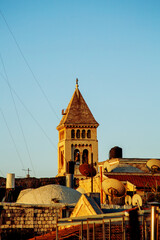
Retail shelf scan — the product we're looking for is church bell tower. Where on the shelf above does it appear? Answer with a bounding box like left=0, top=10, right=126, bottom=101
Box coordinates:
left=57, top=79, right=99, bottom=177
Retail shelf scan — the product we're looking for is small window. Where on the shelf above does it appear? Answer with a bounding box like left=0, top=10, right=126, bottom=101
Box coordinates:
left=87, top=130, right=91, bottom=138
left=60, top=151, right=64, bottom=167
left=71, top=129, right=75, bottom=138
left=76, top=129, right=80, bottom=138
left=82, top=130, right=85, bottom=138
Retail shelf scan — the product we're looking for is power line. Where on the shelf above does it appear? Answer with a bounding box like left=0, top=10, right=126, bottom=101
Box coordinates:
left=0, top=9, right=60, bottom=121
left=0, top=107, right=25, bottom=170
left=0, top=54, right=36, bottom=177
left=0, top=71, right=57, bottom=151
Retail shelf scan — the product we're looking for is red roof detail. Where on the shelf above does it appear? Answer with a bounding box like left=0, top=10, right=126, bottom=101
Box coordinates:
left=107, top=175, right=160, bottom=188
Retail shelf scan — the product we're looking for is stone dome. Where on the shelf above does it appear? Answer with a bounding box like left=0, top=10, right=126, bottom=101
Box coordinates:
left=16, top=184, right=81, bottom=205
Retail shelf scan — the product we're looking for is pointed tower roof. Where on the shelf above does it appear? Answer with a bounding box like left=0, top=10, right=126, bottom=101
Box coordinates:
left=57, top=79, right=99, bottom=129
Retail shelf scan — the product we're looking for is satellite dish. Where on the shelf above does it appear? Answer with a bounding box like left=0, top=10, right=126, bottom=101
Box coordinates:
left=146, top=159, right=160, bottom=172
left=132, top=194, right=142, bottom=207
left=102, top=178, right=125, bottom=197
left=104, top=159, right=119, bottom=172
left=125, top=195, right=132, bottom=205
left=79, top=163, right=96, bottom=177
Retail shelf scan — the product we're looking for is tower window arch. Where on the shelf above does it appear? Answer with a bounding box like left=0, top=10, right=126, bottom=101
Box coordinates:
left=82, top=130, right=85, bottom=138
left=76, top=129, right=80, bottom=138
left=87, top=130, right=91, bottom=138
left=71, top=129, right=75, bottom=138
left=74, top=149, right=80, bottom=164
left=82, top=149, right=88, bottom=164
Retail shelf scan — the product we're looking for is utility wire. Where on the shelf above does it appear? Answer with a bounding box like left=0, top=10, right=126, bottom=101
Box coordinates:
left=0, top=72, right=57, bottom=151
left=0, top=9, right=60, bottom=121
left=0, top=54, right=36, bottom=177
left=13, top=87, right=57, bottom=151
left=0, top=107, right=25, bottom=170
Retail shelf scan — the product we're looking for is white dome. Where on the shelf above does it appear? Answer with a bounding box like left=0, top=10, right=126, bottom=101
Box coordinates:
left=16, top=184, right=81, bottom=205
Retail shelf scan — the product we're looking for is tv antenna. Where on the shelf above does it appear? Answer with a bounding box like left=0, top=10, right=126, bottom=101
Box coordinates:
left=22, top=168, right=31, bottom=178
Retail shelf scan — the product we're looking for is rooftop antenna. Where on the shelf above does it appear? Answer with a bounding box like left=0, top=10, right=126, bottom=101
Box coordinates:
left=22, top=168, right=31, bottom=178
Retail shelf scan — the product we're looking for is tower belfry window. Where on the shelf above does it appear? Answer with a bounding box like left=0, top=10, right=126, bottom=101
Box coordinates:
left=82, top=130, right=85, bottom=138
left=87, top=130, right=91, bottom=138
left=74, top=149, right=80, bottom=164
left=71, top=129, right=75, bottom=138
left=82, top=149, right=88, bottom=164
left=76, top=129, right=80, bottom=138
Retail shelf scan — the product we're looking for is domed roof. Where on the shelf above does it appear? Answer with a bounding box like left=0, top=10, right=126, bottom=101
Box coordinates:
left=16, top=184, right=81, bottom=205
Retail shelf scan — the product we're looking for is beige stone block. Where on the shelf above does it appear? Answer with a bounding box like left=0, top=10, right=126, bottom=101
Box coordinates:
left=6, top=221, right=11, bottom=225
left=17, top=225, right=22, bottom=228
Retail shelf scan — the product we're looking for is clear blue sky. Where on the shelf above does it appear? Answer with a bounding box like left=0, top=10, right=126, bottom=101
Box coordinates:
left=0, top=1, right=160, bottom=178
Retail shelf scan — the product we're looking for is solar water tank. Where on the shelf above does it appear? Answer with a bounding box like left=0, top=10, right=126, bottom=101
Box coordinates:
left=109, top=146, right=122, bottom=159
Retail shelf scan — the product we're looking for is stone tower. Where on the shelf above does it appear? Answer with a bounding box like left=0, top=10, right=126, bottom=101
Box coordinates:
left=57, top=79, right=99, bottom=177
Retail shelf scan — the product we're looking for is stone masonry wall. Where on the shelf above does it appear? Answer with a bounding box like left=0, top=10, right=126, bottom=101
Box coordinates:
left=0, top=203, right=63, bottom=240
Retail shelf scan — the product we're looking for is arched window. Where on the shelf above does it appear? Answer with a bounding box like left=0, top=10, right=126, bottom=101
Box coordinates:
left=82, top=149, right=88, bottom=164
left=74, top=149, right=80, bottom=164
left=76, top=129, right=80, bottom=138
left=71, top=129, right=75, bottom=138
left=87, top=130, right=91, bottom=138
left=82, top=130, right=85, bottom=138
left=60, top=149, right=64, bottom=168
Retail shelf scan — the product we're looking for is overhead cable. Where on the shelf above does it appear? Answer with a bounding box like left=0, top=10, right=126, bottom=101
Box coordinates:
left=0, top=72, right=57, bottom=151
left=0, top=54, right=36, bottom=177
left=0, top=107, right=25, bottom=170
left=0, top=9, right=60, bottom=121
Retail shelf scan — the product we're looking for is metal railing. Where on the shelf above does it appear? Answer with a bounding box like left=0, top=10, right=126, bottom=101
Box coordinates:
left=54, top=209, right=154, bottom=240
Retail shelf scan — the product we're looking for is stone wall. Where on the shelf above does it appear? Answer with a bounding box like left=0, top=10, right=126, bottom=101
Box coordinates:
left=0, top=203, right=64, bottom=240
left=0, top=176, right=66, bottom=189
